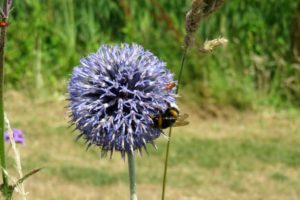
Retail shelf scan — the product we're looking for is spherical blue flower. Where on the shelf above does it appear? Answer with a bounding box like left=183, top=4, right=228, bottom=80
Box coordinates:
left=68, top=44, right=176, bottom=156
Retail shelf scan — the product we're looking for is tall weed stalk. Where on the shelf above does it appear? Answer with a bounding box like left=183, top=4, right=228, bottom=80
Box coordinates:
left=161, top=0, right=226, bottom=199
left=0, top=0, right=12, bottom=198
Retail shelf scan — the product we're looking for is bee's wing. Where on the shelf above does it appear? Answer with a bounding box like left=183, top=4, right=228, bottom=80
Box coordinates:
left=172, top=120, right=189, bottom=127
left=177, top=113, right=189, bottom=121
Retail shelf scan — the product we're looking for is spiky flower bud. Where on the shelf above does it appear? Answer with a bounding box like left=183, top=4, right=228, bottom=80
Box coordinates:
left=68, top=44, right=176, bottom=157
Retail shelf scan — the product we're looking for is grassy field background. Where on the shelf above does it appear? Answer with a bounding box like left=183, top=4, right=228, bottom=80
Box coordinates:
left=1, top=0, right=300, bottom=199
left=4, top=91, right=300, bottom=200
left=5, top=0, right=300, bottom=108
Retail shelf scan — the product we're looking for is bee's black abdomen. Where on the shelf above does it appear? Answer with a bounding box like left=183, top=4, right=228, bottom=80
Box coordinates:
left=161, top=107, right=179, bottom=129
left=161, top=117, right=176, bottom=129
left=153, top=107, right=179, bottom=129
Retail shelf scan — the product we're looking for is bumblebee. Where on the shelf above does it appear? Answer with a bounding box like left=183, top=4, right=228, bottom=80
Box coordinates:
left=153, top=103, right=189, bottom=129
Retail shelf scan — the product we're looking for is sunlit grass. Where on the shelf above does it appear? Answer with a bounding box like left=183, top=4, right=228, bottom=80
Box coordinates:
left=4, top=91, right=300, bottom=199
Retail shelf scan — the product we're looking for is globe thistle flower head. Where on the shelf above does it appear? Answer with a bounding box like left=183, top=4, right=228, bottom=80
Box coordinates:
left=68, top=44, right=176, bottom=157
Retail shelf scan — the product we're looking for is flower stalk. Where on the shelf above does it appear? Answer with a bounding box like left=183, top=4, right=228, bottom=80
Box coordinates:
left=128, top=152, right=137, bottom=200
left=161, top=1, right=226, bottom=199
left=0, top=0, right=12, bottom=198
left=161, top=47, right=188, bottom=200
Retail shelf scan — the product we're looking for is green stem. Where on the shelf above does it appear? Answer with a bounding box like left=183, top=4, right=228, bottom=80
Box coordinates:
left=161, top=128, right=172, bottom=200
left=161, top=47, right=188, bottom=200
left=0, top=0, right=11, bottom=198
left=176, top=48, right=188, bottom=94
left=128, top=152, right=138, bottom=200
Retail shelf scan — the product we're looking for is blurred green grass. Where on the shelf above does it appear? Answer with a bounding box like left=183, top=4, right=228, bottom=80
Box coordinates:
left=4, top=91, right=300, bottom=199
left=4, top=0, right=300, bottom=108
left=19, top=136, right=300, bottom=187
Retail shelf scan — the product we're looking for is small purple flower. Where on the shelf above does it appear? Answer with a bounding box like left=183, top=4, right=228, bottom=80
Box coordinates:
left=68, top=44, right=176, bottom=156
left=4, top=128, right=25, bottom=144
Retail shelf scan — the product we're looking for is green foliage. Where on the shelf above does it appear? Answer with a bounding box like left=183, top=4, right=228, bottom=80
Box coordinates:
left=18, top=135, right=300, bottom=187
left=50, top=164, right=126, bottom=186
left=5, top=93, right=300, bottom=197
left=5, top=0, right=300, bottom=108
left=271, top=172, right=289, bottom=182
left=166, top=136, right=300, bottom=168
